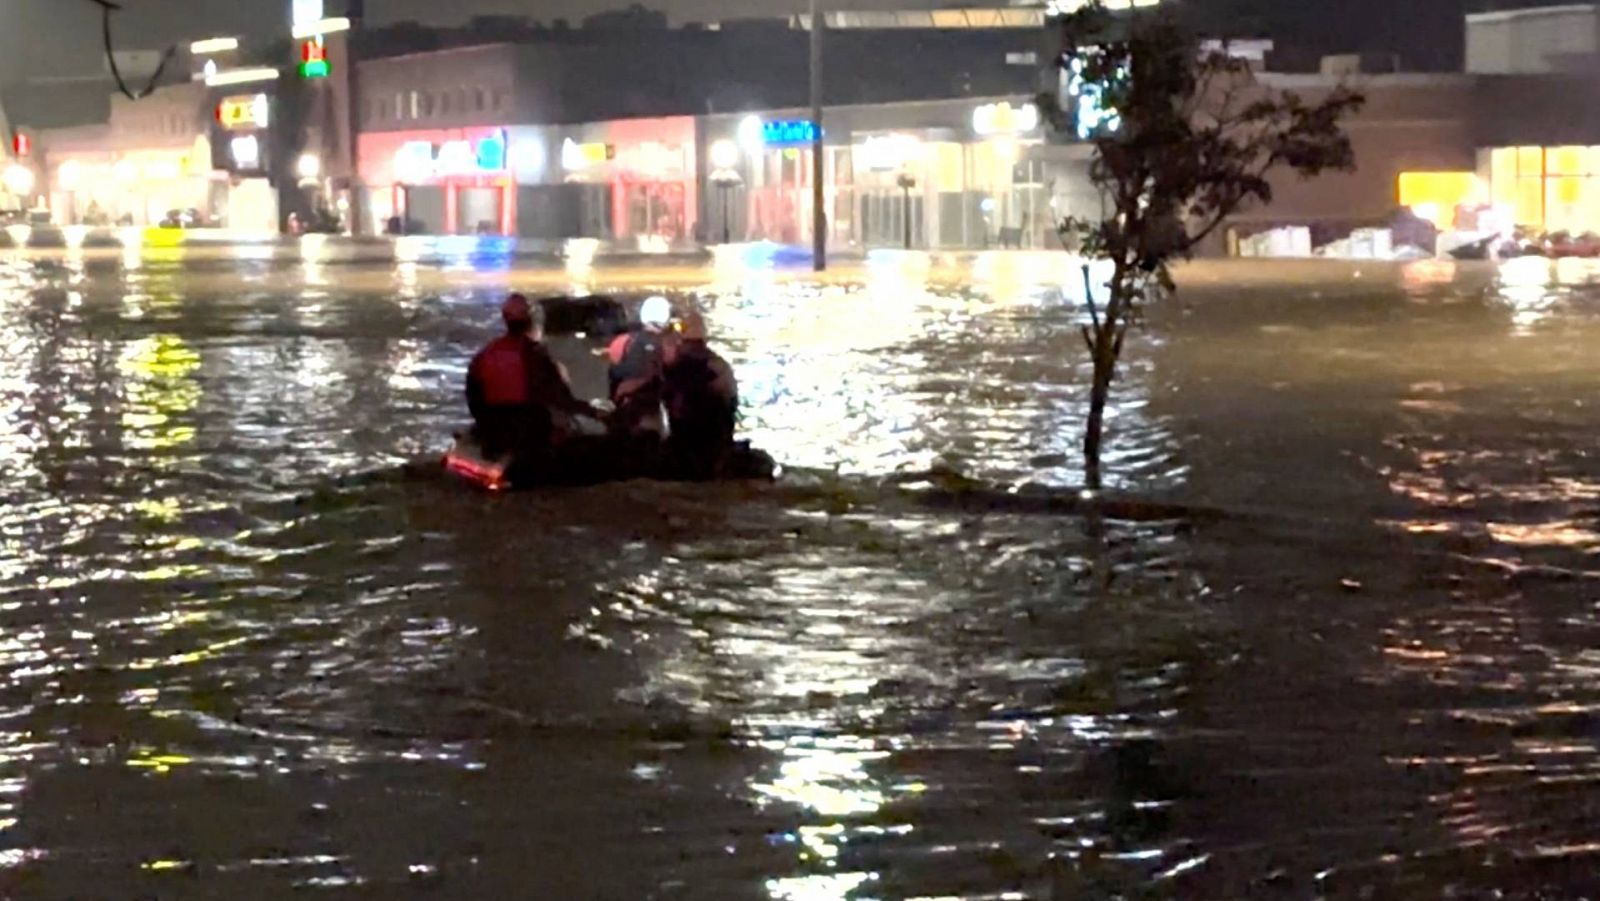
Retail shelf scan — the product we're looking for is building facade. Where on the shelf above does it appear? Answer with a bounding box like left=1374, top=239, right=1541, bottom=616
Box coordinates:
left=699, top=97, right=1052, bottom=252
left=41, top=82, right=214, bottom=227
left=37, top=3, right=1600, bottom=250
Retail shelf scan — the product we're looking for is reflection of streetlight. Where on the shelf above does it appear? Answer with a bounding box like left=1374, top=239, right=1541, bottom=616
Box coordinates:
left=3, top=165, right=34, bottom=198
left=897, top=172, right=917, bottom=250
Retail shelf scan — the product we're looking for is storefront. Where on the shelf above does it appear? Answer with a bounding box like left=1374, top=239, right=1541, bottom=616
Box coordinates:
left=1481, top=145, right=1600, bottom=235
left=560, top=117, right=698, bottom=248
left=49, top=82, right=219, bottom=227
left=205, top=89, right=281, bottom=233
left=965, top=101, right=1049, bottom=248
left=359, top=127, right=520, bottom=235
left=703, top=98, right=1049, bottom=251
left=46, top=138, right=213, bottom=227
left=847, top=108, right=1046, bottom=251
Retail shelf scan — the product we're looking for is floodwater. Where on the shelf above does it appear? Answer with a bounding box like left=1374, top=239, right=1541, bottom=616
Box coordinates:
left=1, top=238, right=1599, bottom=898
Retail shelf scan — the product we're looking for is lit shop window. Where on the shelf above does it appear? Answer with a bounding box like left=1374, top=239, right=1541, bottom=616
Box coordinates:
left=1488, top=145, right=1600, bottom=233
left=1396, top=171, right=1480, bottom=229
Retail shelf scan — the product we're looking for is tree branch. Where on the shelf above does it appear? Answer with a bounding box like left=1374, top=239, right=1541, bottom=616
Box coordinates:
left=1081, top=264, right=1103, bottom=333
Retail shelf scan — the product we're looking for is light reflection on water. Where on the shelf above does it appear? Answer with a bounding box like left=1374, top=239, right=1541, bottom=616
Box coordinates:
left=0, top=245, right=1595, bottom=895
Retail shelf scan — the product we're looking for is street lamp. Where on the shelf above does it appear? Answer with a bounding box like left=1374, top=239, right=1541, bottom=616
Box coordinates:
left=710, top=138, right=739, bottom=171
left=897, top=172, right=917, bottom=250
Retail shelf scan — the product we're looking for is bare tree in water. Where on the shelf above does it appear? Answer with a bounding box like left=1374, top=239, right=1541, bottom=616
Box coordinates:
left=1042, top=2, right=1363, bottom=491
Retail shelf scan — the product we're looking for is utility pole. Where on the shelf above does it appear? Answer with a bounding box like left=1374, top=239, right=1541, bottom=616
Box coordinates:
left=345, top=0, right=366, bottom=235
left=810, top=0, right=826, bottom=271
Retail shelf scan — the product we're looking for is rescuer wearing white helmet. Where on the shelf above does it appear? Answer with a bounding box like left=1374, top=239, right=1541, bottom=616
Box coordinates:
left=606, top=295, right=676, bottom=443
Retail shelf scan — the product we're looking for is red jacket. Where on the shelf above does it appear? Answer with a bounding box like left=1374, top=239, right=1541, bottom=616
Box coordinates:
left=466, top=335, right=588, bottom=420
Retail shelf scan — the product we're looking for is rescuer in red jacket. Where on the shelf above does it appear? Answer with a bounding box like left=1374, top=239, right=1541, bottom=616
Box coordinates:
left=466, top=294, right=596, bottom=467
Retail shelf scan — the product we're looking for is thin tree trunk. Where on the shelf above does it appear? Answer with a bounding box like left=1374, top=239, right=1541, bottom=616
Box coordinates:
left=1083, top=346, right=1112, bottom=492
left=1082, top=266, right=1126, bottom=493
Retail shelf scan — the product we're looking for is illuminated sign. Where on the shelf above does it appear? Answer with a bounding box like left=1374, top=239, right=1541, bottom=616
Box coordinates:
left=216, top=94, right=270, bottom=130
left=972, top=102, right=1040, bottom=136
left=394, top=141, right=435, bottom=183
left=858, top=134, right=922, bottom=172
left=299, top=38, right=330, bottom=79
left=437, top=141, right=477, bottom=175
left=475, top=131, right=507, bottom=171
left=561, top=139, right=614, bottom=172
left=230, top=135, right=261, bottom=169
left=761, top=120, right=820, bottom=146
left=395, top=132, right=511, bottom=182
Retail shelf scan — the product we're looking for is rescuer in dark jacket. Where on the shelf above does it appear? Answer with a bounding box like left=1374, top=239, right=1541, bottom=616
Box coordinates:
left=467, top=294, right=596, bottom=473
left=662, top=310, right=739, bottom=480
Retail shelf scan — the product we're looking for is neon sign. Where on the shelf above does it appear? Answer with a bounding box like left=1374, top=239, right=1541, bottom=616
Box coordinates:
left=761, top=120, right=820, bottom=146
left=561, top=139, right=613, bottom=172
left=475, top=131, right=507, bottom=171
left=216, top=94, right=270, bottom=130
left=394, top=132, right=510, bottom=182
left=972, top=102, right=1040, bottom=137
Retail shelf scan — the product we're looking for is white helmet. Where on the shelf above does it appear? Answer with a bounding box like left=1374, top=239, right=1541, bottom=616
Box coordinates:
left=639, top=296, right=673, bottom=331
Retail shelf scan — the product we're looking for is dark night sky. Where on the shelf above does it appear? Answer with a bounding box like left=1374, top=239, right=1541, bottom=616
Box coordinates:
left=0, top=0, right=1493, bottom=86
left=0, top=0, right=923, bottom=83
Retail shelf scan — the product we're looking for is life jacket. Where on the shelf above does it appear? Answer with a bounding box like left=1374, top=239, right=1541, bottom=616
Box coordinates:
left=475, top=335, right=532, bottom=407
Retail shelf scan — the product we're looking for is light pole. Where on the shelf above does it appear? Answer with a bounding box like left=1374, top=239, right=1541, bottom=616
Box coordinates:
left=810, top=0, right=826, bottom=271
left=709, top=139, right=742, bottom=245
left=897, top=172, right=916, bottom=250
left=712, top=172, right=743, bottom=244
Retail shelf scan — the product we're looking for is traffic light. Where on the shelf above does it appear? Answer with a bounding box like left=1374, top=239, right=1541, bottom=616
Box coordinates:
left=299, top=37, right=330, bottom=79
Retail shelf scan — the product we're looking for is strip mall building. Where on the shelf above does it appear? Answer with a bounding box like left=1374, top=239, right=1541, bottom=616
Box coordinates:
left=31, top=3, right=1600, bottom=248
left=336, top=2, right=1600, bottom=249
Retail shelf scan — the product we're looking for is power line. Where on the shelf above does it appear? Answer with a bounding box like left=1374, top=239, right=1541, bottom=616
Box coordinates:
left=84, top=0, right=178, bottom=101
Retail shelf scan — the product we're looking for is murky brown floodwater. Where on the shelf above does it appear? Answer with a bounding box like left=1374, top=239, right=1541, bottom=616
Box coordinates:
left=2, top=240, right=1599, bottom=898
